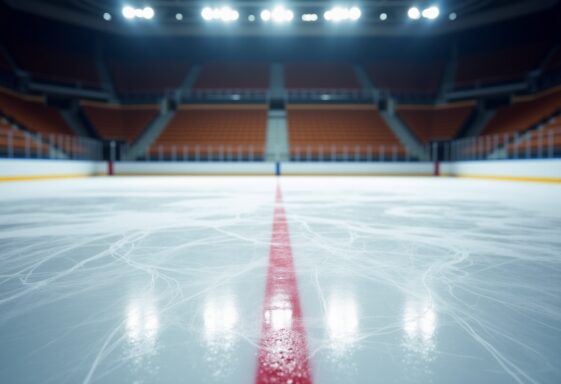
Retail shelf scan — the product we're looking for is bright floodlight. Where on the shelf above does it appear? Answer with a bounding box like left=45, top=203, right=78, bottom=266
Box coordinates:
left=176, top=13, right=183, bottom=21
left=220, top=6, right=239, bottom=22
left=379, top=12, right=387, bottom=21
left=271, top=6, right=293, bottom=22
left=202, top=7, right=213, bottom=21
left=142, top=7, right=155, bottom=20
left=324, top=6, right=361, bottom=22
left=201, top=6, right=238, bottom=22
left=260, top=9, right=271, bottom=21
left=122, top=6, right=135, bottom=19
left=302, top=13, right=318, bottom=22
left=103, top=12, right=112, bottom=21
left=408, top=7, right=421, bottom=20
left=349, top=7, right=361, bottom=21
left=422, top=6, right=440, bottom=20
left=248, top=14, right=256, bottom=22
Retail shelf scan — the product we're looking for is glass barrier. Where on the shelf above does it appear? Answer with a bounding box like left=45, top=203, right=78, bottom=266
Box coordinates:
left=448, top=126, right=561, bottom=161
left=0, top=127, right=103, bottom=161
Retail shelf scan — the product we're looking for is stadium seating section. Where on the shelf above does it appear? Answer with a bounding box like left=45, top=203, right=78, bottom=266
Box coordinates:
left=482, top=87, right=561, bottom=136
left=0, top=88, right=73, bottom=136
left=7, top=42, right=100, bottom=88
left=149, top=105, right=267, bottom=159
left=455, top=43, right=549, bottom=88
left=365, top=61, right=445, bottom=95
left=284, top=63, right=361, bottom=90
left=82, top=102, right=158, bottom=143
left=397, top=103, right=475, bottom=143
left=109, top=59, right=190, bottom=95
left=194, top=63, right=270, bottom=90
left=287, top=105, right=404, bottom=159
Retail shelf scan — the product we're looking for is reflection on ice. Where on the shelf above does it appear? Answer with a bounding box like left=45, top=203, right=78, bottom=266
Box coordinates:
left=402, top=295, right=437, bottom=360
left=203, top=291, right=239, bottom=347
left=202, top=290, right=241, bottom=380
left=264, top=293, right=293, bottom=331
left=125, top=295, right=160, bottom=351
left=123, top=292, right=161, bottom=382
left=325, top=290, right=359, bottom=355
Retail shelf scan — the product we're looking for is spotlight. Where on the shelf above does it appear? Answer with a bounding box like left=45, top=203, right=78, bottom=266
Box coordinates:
left=248, top=14, right=256, bottom=22
left=302, top=13, right=318, bottom=22
left=261, top=6, right=293, bottom=23
left=449, top=12, right=457, bottom=21
left=324, top=6, right=361, bottom=22
left=272, top=6, right=293, bottom=23
left=379, top=12, right=388, bottom=21
left=122, top=5, right=155, bottom=20
left=142, top=7, right=155, bottom=20
left=122, top=5, right=135, bottom=19
left=176, top=13, right=183, bottom=21
left=260, top=10, right=271, bottom=22
left=202, top=7, right=213, bottom=21
left=201, top=6, right=239, bottom=22
left=349, top=6, right=361, bottom=21
left=407, top=6, right=421, bottom=20
left=220, top=6, right=239, bottom=22
left=103, top=12, right=112, bottom=21
left=422, top=6, right=440, bottom=20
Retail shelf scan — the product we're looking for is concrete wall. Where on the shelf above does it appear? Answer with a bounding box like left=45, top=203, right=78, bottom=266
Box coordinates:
left=0, top=159, right=107, bottom=180
left=441, top=159, right=561, bottom=181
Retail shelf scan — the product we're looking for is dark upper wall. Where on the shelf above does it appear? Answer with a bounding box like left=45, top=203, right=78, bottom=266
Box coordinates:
left=1, top=1, right=560, bottom=64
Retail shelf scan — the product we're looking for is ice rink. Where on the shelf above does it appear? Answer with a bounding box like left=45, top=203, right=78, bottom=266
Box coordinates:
left=0, top=176, right=560, bottom=384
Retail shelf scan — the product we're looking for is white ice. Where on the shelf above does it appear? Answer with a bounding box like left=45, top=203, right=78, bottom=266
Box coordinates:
left=0, top=176, right=560, bottom=384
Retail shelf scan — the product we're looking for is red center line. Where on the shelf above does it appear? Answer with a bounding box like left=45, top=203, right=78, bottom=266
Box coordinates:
left=255, top=186, right=313, bottom=384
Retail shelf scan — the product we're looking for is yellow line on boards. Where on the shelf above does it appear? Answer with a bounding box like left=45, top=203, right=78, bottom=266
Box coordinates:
left=0, top=174, right=105, bottom=182
left=446, top=174, right=561, bottom=184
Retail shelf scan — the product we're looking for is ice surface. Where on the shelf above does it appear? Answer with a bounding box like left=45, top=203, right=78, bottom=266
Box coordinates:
left=0, top=176, right=560, bottom=383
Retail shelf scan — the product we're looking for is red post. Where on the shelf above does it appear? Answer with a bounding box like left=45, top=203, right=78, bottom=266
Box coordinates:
left=434, top=161, right=440, bottom=176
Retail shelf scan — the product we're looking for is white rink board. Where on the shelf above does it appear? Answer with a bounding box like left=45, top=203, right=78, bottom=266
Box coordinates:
left=114, top=161, right=276, bottom=175
left=282, top=161, right=434, bottom=175
left=0, top=159, right=107, bottom=177
left=441, top=159, right=561, bottom=179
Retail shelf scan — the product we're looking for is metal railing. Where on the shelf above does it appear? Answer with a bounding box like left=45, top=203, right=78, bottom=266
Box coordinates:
left=288, top=144, right=415, bottom=162
left=0, top=126, right=103, bottom=161
left=447, top=126, right=561, bottom=161
left=122, top=143, right=267, bottom=162
left=118, top=142, right=421, bottom=162
left=3, top=124, right=560, bottom=164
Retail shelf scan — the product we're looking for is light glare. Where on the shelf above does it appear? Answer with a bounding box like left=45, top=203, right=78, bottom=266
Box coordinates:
left=122, top=6, right=135, bottom=19
left=422, top=6, right=440, bottom=20
left=142, top=7, right=155, bottom=20
left=260, top=9, right=271, bottom=21
left=122, top=5, right=155, bottom=20
left=408, top=6, right=421, bottom=20
left=324, top=6, right=361, bottom=22
left=202, top=6, right=239, bottom=22
left=302, top=13, right=318, bottom=22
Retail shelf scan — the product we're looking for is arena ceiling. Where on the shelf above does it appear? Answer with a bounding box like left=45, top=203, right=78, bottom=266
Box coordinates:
left=2, top=0, right=559, bottom=36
